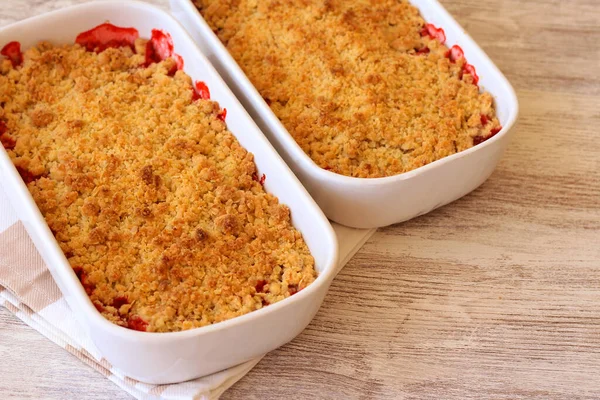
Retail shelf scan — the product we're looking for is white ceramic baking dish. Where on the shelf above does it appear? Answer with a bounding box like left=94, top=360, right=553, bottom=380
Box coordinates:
left=171, top=0, right=520, bottom=229
left=0, top=1, right=338, bottom=384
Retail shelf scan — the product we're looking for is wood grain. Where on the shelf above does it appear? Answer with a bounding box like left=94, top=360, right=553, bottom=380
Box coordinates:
left=1, top=0, right=599, bottom=399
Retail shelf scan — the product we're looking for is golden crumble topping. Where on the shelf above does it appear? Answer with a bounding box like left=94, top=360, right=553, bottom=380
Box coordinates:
left=0, top=40, right=316, bottom=332
left=195, top=0, right=502, bottom=178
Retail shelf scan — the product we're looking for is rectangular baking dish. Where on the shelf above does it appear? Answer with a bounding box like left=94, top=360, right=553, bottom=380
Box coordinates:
left=0, top=0, right=338, bottom=384
left=171, top=0, right=520, bottom=228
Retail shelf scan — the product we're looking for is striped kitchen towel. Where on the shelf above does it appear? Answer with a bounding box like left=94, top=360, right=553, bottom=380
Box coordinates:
left=0, top=181, right=374, bottom=400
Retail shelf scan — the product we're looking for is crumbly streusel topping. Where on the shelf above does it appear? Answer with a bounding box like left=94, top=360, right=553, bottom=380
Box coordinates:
left=195, top=0, right=502, bottom=178
left=0, top=40, right=316, bottom=332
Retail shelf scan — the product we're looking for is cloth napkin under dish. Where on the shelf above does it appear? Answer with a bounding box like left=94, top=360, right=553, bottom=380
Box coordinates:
left=0, top=180, right=375, bottom=400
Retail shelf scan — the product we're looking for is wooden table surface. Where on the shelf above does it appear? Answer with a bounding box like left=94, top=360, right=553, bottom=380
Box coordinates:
left=1, top=0, right=599, bottom=399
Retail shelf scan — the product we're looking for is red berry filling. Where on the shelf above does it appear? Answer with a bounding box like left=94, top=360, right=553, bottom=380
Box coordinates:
left=192, top=81, right=211, bottom=101
left=217, top=108, right=227, bottom=122
left=462, top=63, right=479, bottom=85
left=288, top=285, right=299, bottom=296
left=252, top=172, right=266, bottom=185
left=415, top=47, right=430, bottom=55
left=0, top=120, right=15, bottom=150
left=127, top=315, right=148, bottom=332
left=443, top=44, right=478, bottom=86
left=73, top=266, right=84, bottom=281
left=447, top=45, right=464, bottom=63
left=473, top=126, right=503, bottom=145
left=112, top=296, right=129, bottom=309
left=72, top=266, right=95, bottom=295
left=1, top=135, right=15, bottom=150
left=144, top=29, right=184, bottom=74
left=255, top=279, right=268, bottom=293
left=15, top=166, right=43, bottom=184
left=1, top=41, right=23, bottom=67
left=76, top=23, right=139, bottom=53
left=420, top=24, right=446, bottom=44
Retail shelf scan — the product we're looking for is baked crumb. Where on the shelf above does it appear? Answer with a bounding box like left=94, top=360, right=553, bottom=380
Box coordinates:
left=195, top=0, right=502, bottom=178
left=0, top=40, right=316, bottom=332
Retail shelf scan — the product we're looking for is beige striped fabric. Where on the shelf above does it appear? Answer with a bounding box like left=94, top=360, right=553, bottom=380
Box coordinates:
left=0, top=181, right=375, bottom=399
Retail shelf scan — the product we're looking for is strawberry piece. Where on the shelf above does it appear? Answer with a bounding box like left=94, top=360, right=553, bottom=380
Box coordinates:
left=127, top=315, right=148, bottom=332
left=434, top=28, right=446, bottom=43
left=217, top=108, right=227, bottom=122
left=144, top=29, right=184, bottom=73
left=76, top=23, right=139, bottom=53
left=144, top=31, right=169, bottom=66
left=1, top=41, right=23, bottom=67
left=480, top=114, right=489, bottom=125
left=447, top=45, right=464, bottom=63
left=193, top=81, right=211, bottom=100
left=462, top=63, right=479, bottom=85
left=415, top=47, right=430, bottom=55
left=173, top=54, right=184, bottom=71
left=420, top=24, right=446, bottom=44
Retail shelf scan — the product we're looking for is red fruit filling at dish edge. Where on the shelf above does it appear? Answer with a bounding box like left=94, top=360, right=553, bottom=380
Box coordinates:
left=76, top=24, right=221, bottom=117
left=76, top=23, right=139, bottom=52
left=252, top=172, right=266, bottom=186
left=15, top=166, right=44, bottom=184
left=217, top=108, right=227, bottom=122
left=193, top=81, right=211, bottom=100
left=127, top=315, right=148, bottom=332
left=73, top=266, right=95, bottom=296
left=473, top=126, right=503, bottom=145
left=445, top=44, right=479, bottom=86
left=1, top=41, right=23, bottom=67
left=0, top=120, right=16, bottom=150
left=75, top=23, right=185, bottom=77
left=420, top=23, right=446, bottom=43
left=441, top=44, right=497, bottom=144
left=144, top=29, right=184, bottom=76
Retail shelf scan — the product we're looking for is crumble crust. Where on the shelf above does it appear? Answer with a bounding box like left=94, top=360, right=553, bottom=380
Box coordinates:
left=195, top=0, right=502, bottom=178
left=0, top=40, right=316, bottom=332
